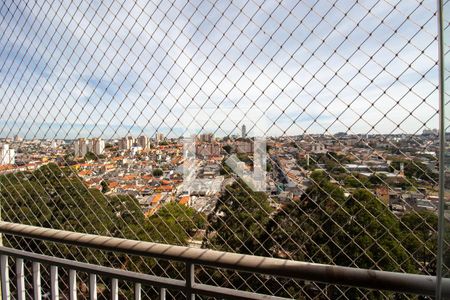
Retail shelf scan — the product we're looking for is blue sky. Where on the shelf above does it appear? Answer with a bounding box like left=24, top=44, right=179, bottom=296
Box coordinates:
left=0, top=0, right=440, bottom=139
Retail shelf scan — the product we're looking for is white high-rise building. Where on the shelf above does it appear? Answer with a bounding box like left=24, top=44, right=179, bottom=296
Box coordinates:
left=90, top=138, right=105, bottom=155
left=74, top=138, right=89, bottom=157
left=137, top=135, right=150, bottom=150
left=156, top=132, right=165, bottom=144
left=0, top=144, right=15, bottom=165
left=75, top=138, right=105, bottom=157
left=119, top=136, right=134, bottom=150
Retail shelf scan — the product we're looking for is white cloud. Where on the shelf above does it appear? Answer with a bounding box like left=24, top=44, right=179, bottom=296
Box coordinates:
left=0, top=0, right=440, bottom=139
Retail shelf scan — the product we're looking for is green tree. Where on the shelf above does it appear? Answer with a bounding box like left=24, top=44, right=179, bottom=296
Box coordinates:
left=151, top=202, right=205, bottom=237
left=100, top=180, right=109, bottom=193
left=267, top=175, right=415, bottom=299
left=199, top=180, right=273, bottom=293
left=222, top=144, right=232, bottom=154
left=206, top=179, right=272, bottom=255
left=390, top=160, right=437, bottom=184
left=84, top=151, right=97, bottom=161
left=343, top=173, right=370, bottom=188
left=152, top=168, right=163, bottom=177
left=0, top=164, right=114, bottom=265
left=400, top=211, right=438, bottom=275
left=368, top=173, right=387, bottom=186
left=0, top=163, right=206, bottom=298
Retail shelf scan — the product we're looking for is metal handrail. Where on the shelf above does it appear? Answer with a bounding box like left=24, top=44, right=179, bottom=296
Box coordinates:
left=0, top=221, right=449, bottom=297
left=0, top=246, right=284, bottom=300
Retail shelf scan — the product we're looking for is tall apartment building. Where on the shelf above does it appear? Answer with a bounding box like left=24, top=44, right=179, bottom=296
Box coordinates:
left=74, top=138, right=105, bottom=157
left=242, top=124, right=247, bottom=138
left=119, top=136, right=134, bottom=150
left=74, top=138, right=88, bottom=157
left=90, top=138, right=105, bottom=156
left=198, top=133, right=214, bottom=143
left=196, top=143, right=221, bottom=158
left=137, top=135, right=150, bottom=150
left=0, top=144, right=15, bottom=165
left=156, top=132, right=165, bottom=144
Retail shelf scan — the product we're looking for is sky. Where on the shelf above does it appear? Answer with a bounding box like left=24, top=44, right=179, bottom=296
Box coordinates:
left=0, top=0, right=440, bottom=139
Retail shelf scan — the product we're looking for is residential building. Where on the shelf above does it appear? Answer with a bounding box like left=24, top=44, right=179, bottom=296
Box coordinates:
left=137, top=135, right=150, bottom=150
left=196, top=143, right=221, bottom=158
left=74, top=138, right=104, bottom=157
left=198, top=133, right=214, bottom=143
left=119, top=136, right=134, bottom=150
left=74, top=138, right=89, bottom=157
left=90, top=138, right=105, bottom=155
left=156, top=132, right=165, bottom=144
left=0, top=144, right=15, bottom=165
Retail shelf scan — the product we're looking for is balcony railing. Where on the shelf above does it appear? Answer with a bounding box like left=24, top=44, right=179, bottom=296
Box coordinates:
left=0, top=221, right=449, bottom=299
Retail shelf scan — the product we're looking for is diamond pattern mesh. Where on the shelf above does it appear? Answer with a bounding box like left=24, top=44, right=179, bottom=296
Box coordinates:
left=0, top=0, right=444, bottom=298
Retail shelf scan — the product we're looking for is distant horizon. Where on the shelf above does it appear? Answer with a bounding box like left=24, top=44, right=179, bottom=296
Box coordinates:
left=0, top=128, right=439, bottom=142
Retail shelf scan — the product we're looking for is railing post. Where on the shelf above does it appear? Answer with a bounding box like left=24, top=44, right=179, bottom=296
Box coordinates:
left=185, top=263, right=195, bottom=300
left=16, top=258, right=25, bottom=300
left=69, top=269, right=77, bottom=300
left=160, top=287, right=166, bottom=300
left=90, top=273, right=97, bottom=300
left=111, top=278, right=118, bottom=300
left=33, top=262, right=42, bottom=300
left=1, top=255, right=10, bottom=300
left=50, top=266, right=59, bottom=300
left=134, top=283, right=141, bottom=300
left=436, top=1, right=446, bottom=299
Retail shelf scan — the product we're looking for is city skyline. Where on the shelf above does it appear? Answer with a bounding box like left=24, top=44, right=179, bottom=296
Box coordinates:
left=0, top=127, right=441, bottom=142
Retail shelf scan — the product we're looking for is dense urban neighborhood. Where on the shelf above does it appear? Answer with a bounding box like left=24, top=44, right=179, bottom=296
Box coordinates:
left=0, top=128, right=442, bottom=219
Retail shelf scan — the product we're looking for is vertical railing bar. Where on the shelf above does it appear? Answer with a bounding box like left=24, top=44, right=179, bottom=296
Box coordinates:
left=185, top=263, right=195, bottom=300
left=50, top=265, right=59, bottom=300
left=436, top=0, right=446, bottom=298
left=16, top=258, right=25, bottom=300
left=160, top=287, right=166, bottom=300
left=1, top=255, right=10, bottom=300
left=32, top=262, right=42, bottom=300
left=134, top=283, right=141, bottom=300
left=69, top=269, right=76, bottom=300
left=111, top=278, right=118, bottom=300
left=90, top=273, right=97, bottom=300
